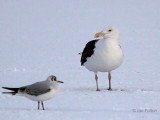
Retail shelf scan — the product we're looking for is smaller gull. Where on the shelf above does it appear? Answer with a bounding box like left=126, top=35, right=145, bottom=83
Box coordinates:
left=2, top=75, right=63, bottom=110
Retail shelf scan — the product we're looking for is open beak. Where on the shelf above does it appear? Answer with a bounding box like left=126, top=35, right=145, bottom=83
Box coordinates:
left=57, top=80, right=64, bottom=83
left=94, top=32, right=105, bottom=38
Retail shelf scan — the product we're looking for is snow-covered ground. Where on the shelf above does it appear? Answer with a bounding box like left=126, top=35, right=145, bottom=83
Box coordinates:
left=0, top=0, right=160, bottom=120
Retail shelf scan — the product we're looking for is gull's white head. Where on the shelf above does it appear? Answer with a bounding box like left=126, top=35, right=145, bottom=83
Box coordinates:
left=47, top=75, right=64, bottom=84
left=94, top=27, right=119, bottom=40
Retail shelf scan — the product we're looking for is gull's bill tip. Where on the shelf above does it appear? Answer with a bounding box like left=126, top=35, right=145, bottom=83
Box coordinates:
left=94, top=32, right=105, bottom=38
left=57, top=81, right=64, bottom=83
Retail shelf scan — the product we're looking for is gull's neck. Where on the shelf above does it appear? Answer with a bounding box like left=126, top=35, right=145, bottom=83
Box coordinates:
left=51, top=82, right=59, bottom=89
left=103, top=37, right=119, bottom=44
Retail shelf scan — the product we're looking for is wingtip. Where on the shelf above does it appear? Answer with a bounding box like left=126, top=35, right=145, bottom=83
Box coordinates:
left=78, top=52, right=82, bottom=55
left=2, top=92, right=16, bottom=95
left=2, top=87, right=10, bottom=89
left=81, top=63, right=84, bottom=66
left=2, top=87, right=8, bottom=89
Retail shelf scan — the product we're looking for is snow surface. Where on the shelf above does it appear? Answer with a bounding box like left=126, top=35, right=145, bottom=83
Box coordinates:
left=0, top=0, right=160, bottom=120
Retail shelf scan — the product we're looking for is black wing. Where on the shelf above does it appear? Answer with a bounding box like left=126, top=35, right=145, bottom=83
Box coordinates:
left=2, top=87, right=19, bottom=95
left=2, top=86, right=26, bottom=95
left=81, top=39, right=99, bottom=65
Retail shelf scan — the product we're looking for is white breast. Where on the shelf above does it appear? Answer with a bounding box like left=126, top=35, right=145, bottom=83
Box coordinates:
left=84, top=39, right=123, bottom=73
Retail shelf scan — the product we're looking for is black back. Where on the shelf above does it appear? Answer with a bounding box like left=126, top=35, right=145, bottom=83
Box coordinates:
left=81, top=39, right=99, bottom=65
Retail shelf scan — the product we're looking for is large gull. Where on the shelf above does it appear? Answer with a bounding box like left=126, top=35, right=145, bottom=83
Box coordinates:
left=81, top=27, right=123, bottom=91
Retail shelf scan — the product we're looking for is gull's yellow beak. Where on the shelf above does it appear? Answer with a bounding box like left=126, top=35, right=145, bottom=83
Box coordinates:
left=94, top=32, right=105, bottom=38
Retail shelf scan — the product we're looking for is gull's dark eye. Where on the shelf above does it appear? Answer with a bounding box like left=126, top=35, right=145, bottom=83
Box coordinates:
left=108, top=29, right=112, bottom=32
left=54, top=77, right=57, bottom=81
left=51, top=76, right=54, bottom=81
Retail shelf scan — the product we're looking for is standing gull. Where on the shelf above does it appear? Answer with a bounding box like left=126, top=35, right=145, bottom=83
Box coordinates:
left=81, top=27, right=123, bottom=91
left=2, top=75, right=63, bottom=110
